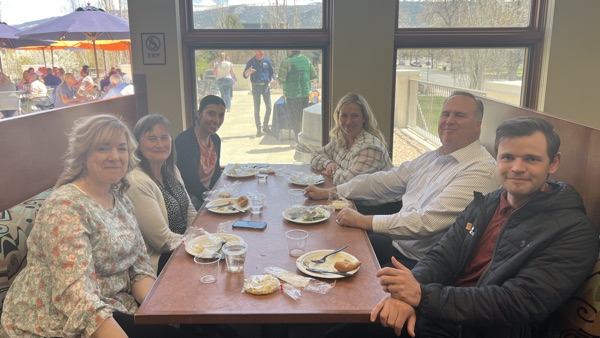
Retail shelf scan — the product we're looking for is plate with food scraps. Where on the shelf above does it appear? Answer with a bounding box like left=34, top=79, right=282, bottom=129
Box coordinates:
left=288, top=173, right=325, bottom=186
left=282, top=206, right=331, bottom=224
left=185, top=233, right=244, bottom=257
left=205, top=198, right=250, bottom=214
left=224, top=165, right=258, bottom=178
left=296, top=250, right=360, bottom=279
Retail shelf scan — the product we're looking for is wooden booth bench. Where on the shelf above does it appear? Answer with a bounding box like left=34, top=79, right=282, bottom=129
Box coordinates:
left=0, top=96, right=138, bottom=315
left=0, top=95, right=598, bottom=335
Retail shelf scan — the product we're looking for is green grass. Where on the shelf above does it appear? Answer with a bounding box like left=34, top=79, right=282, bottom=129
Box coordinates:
left=417, top=95, right=445, bottom=137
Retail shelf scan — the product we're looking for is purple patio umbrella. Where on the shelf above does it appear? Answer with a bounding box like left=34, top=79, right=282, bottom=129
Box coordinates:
left=17, top=4, right=130, bottom=82
left=0, top=22, right=51, bottom=72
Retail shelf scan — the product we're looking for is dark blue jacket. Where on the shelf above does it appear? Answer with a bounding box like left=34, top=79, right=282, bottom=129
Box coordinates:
left=412, top=181, right=599, bottom=338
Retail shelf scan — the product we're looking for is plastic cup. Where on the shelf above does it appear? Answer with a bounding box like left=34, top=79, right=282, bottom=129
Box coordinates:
left=249, top=192, right=266, bottom=215
left=257, top=173, right=268, bottom=183
left=222, top=241, right=248, bottom=273
left=194, top=254, right=220, bottom=283
left=285, top=229, right=309, bottom=257
left=288, top=189, right=305, bottom=206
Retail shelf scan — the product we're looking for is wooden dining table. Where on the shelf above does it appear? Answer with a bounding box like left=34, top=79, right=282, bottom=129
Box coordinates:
left=135, top=164, right=386, bottom=325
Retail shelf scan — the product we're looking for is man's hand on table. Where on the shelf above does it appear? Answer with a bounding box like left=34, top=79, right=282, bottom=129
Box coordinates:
left=304, top=185, right=333, bottom=200
left=335, top=207, right=373, bottom=230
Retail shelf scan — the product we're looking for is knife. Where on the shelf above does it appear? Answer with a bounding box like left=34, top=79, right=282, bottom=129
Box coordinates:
left=305, top=268, right=356, bottom=277
left=203, top=202, right=231, bottom=210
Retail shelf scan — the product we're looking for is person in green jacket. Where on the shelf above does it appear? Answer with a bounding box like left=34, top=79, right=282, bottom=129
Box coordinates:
left=278, top=50, right=318, bottom=139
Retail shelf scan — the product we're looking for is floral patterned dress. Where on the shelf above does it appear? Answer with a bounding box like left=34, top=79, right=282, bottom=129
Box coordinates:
left=1, top=184, right=155, bottom=337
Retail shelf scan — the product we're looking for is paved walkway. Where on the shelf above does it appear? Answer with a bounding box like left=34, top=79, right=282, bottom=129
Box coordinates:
left=219, top=89, right=429, bottom=166
left=219, top=89, right=298, bottom=165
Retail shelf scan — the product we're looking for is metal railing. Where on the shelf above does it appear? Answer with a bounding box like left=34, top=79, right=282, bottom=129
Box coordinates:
left=404, top=80, right=486, bottom=147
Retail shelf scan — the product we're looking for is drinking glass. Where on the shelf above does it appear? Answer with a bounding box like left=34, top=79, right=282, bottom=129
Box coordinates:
left=222, top=241, right=248, bottom=273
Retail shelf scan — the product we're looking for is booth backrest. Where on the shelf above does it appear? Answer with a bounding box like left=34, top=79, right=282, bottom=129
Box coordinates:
left=479, top=97, right=600, bottom=230
left=0, top=95, right=139, bottom=212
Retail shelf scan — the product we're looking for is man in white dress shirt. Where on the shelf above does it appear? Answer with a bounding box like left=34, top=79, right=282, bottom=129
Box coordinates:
left=305, top=91, right=500, bottom=268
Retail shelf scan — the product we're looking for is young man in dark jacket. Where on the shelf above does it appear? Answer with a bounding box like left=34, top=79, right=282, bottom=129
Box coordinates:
left=360, top=117, right=598, bottom=337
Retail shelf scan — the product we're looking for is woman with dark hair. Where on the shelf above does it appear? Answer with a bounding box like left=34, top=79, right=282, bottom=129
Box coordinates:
left=128, top=115, right=197, bottom=274
left=175, top=95, right=226, bottom=209
left=77, top=64, right=95, bottom=97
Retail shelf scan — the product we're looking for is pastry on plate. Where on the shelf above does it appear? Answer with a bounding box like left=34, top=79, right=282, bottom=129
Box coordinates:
left=334, top=259, right=361, bottom=272
left=237, top=196, right=249, bottom=208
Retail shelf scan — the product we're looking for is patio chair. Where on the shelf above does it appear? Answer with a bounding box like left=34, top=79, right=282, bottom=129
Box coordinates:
left=0, top=91, right=21, bottom=117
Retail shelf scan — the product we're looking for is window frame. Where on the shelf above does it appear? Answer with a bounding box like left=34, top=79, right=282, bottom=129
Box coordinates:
left=180, top=0, right=331, bottom=129
left=394, top=0, right=548, bottom=108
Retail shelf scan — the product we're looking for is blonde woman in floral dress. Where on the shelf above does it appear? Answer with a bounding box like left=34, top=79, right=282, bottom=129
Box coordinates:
left=0, top=115, right=198, bottom=338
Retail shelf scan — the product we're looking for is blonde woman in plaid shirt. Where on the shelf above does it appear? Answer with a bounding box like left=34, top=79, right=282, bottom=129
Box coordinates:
left=311, top=93, right=392, bottom=185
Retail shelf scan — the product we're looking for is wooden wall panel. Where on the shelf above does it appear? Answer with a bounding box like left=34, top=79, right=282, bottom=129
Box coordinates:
left=0, top=96, right=139, bottom=211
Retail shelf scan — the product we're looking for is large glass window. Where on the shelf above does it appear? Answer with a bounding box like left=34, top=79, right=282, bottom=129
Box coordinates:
left=394, top=47, right=526, bottom=156
left=398, top=0, right=531, bottom=28
left=392, top=0, right=545, bottom=162
left=192, top=0, right=324, bottom=29
left=194, top=49, right=323, bottom=165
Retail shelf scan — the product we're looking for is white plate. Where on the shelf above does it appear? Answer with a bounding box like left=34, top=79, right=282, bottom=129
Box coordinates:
left=185, top=233, right=244, bottom=257
left=224, top=167, right=258, bottom=178
left=288, top=174, right=325, bottom=186
left=205, top=198, right=250, bottom=214
left=296, top=250, right=360, bottom=279
left=282, top=206, right=331, bottom=224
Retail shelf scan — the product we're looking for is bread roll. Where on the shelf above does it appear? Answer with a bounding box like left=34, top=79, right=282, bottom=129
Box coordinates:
left=334, top=259, right=361, bottom=272
left=237, top=196, right=249, bottom=208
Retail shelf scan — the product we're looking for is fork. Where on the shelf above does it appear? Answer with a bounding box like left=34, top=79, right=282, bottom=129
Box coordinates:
left=310, top=245, right=348, bottom=264
left=228, top=205, right=245, bottom=213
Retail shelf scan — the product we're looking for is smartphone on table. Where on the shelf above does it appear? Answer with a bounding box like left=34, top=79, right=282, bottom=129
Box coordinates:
left=232, top=220, right=267, bottom=230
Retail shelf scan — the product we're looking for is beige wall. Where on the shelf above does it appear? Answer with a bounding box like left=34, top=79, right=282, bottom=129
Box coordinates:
left=128, top=0, right=187, bottom=133
left=127, top=0, right=600, bottom=140
left=540, top=0, right=600, bottom=129
left=330, top=0, right=396, bottom=145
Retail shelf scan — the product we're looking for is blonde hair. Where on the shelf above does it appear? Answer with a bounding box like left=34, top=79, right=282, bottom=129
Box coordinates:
left=330, top=93, right=387, bottom=147
left=55, top=114, right=138, bottom=196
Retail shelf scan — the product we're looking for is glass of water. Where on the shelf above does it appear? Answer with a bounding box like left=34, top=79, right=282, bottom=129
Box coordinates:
left=222, top=241, right=248, bottom=273
left=248, top=192, right=266, bottom=215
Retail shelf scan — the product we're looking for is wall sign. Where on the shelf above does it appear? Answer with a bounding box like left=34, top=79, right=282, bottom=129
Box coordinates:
left=141, top=33, right=166, bottom=65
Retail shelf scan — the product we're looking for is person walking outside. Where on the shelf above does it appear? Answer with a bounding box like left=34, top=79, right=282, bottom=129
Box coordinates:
left=213, top=52, right=235, bottom=112
left=243, top=50, right=275, bottom=137
left=278, top=50, right=318, bottom=140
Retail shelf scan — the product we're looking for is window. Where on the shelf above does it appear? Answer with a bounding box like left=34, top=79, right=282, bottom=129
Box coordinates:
left=393, top=0, right=546, bottom=157
left=398, top=0, right=531, bottom=28
left=182, top=0, right=329, bottom=165
left=193, top=48, right=322, bottom=165
left=191, top=0, right=324, bottom=29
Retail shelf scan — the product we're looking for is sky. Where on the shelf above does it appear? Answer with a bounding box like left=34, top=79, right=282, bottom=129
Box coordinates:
left=1, top=0, right=70, bottom=25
